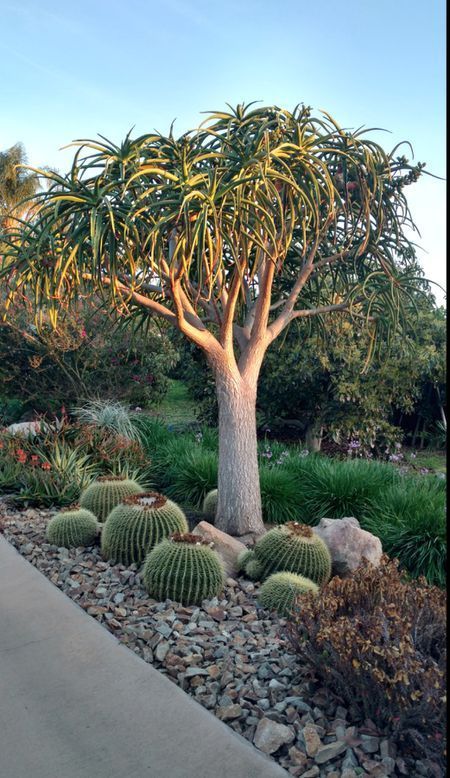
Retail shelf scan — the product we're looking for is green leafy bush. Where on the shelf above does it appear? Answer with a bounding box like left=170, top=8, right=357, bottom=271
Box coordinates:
left=142, top=532, right=224, bottom=605
left=363, top=477, right=446, bottom=586
left=286, top=557, right=447, bottom=769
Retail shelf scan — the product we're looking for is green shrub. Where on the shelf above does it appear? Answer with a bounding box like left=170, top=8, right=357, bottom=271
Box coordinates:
left=46, top=505, right=99, bottom=547
left=80, top=476, right=144, bottom=521
left=101, top=492, right=188, bottom=565
left=363, top=476, right=446, bottom=587
left=250, top=522, right=332, bottom=585
left=259, top=572, right=319, bottom=616
left=131, top=415, right=173, bottom=453
left=202, top=489, right=218, bottom=521
left=285, top=557, right=447, bottom=769
left=259, top=466, right=301, bottom=524
left=142, top=532, right=224, bottom=605
left=284, top=455, right=399, bottom=522
left=165, top=449, right=218, bottom=508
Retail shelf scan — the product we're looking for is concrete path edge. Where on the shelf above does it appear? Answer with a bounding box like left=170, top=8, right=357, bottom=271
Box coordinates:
left=0, top=535, right=288, bottom=778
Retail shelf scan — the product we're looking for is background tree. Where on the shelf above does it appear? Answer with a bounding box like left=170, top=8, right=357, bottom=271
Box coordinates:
left=2, top=104, right=429, bottom=535
left=0, top=143, right=38, bottom=232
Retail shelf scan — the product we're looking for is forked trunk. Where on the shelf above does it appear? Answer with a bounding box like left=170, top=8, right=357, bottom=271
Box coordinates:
left=214, top=370, right=265, bottom=537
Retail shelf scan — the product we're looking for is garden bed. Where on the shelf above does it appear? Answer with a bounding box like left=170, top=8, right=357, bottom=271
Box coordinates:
left=1, top=499, right=443, bottom=778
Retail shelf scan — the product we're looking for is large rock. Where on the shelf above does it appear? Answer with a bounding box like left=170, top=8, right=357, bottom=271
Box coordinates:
left=313, top=517, right=382, bottom=577
left=5, top=421, right=45, bottom=437
left=191, top=521, right=247, bottom=577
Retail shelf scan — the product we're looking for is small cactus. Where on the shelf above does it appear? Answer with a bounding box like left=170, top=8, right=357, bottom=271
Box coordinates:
left=80, top=475, right=143, bottom=522
left=252, top=522, right=332, bottom=585
left=245, top=557, right=265, bottom=580
left=101, top=492, right=188, bottom=566
left=46, top=505, right=99, bottom=548
left=237, top=548, right=254, bottom=571
left=259, top=572, right=319, bottom=617
left=202, top=489, right=218, bottom=521
left=142, top=532, right=224, bottom=605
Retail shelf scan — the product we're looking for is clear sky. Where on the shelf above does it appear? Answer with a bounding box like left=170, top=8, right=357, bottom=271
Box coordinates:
left=1, top=0, right=446, bottom=302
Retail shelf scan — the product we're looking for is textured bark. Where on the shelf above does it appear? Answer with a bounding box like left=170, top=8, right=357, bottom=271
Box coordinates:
left=214, top=370, right=265, bottom=537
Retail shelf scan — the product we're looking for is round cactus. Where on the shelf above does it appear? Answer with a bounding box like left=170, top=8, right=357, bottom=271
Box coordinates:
left=80, top=476, right=143, bottom=522
left=46, top=505, right=99, bottom=548
left=237, top=548, right=254, bottom=571
left=142, top=532, right=224, bottom=605
left=259, top=572, right=319, bottom=617
left=245, top=557, right=265, bottom=580
left=252, top=522, right=332, bottom=585
left=202, top=488, right=218, bottom=521
left=101, top=492, right=188, bottom=566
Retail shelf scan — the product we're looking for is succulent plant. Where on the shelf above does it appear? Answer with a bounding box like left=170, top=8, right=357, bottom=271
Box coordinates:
left=245, top=557, right=265, bottom=580
left=252, top=522, right=332, bottom=585
left=80, top=475, right=143, bottom=522
left=46, top=505, right=99, bottom=548
left=237, top=548, right=254, bottom=571
left=101, top=492, right=188, bottom=566
left=258, top=572, right=319, bottom=617
left=142, top=532, right=224, bottom=605
left=202, top=488, right=218, bottom=521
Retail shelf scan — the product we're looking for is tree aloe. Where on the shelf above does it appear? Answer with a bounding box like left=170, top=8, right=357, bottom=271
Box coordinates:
left=1, top=104, right=428, bottom=535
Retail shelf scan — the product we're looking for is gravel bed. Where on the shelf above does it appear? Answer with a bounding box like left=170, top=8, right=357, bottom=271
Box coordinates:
left=0, top=501, right=441, bottom=778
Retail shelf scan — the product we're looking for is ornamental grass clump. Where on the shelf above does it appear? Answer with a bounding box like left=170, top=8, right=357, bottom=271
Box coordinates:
left=285, top=556, right=447, bottom=770
left=259, top=572, right=319, bottom=617
left=46, top=505, right=99, bottom=547
left=101, top=492, right=188, bottom=566
left=80, top=475, right=143, bottom=521
left=142, top=532, right=224, bottom=605
left=249, top=522, right=332, bottom=585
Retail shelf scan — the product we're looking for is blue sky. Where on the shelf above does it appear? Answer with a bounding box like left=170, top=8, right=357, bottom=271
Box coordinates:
left=1, top=0, right=446, bottom=301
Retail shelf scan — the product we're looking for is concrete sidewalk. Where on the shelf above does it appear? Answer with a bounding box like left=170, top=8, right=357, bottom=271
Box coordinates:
left=0, top=537, right=288, bottom=778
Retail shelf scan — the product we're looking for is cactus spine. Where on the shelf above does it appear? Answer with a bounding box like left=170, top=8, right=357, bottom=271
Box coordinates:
left=202, top=489, right=218, bottom=521
left=259, top=572, right=319, bottom=617
left=80, top=476, right=143, bottom=522
left=252, top=522, right=332, bottom=585
left=142, top=532, right=224, bottom=605
left=46, top=505, right=99, bottom=548
left=101, top=492, right=188, bottom=566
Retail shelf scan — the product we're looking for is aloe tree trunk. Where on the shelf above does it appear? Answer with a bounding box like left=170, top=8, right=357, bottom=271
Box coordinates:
left=214, top=368, right=264, bottom=537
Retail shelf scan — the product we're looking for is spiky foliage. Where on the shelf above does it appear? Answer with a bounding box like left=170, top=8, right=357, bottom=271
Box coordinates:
left=259, top=572, right=319, bottom=616
left=101, top=492, right=188, bottom=566
left=202, top=488, right=218, bottom=521
left=252, top=522, right=332, bottom=585
left=363, top=476, right=446, bottom=587
left=46, top=505, right=98, bottom=547
left=142, top=532, right=224, bottom=605
left=80, top=475, right=143, bottom=521
left=259, top=466, right=300, bottom=524
left=74, top=400, right=139, bottom=441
